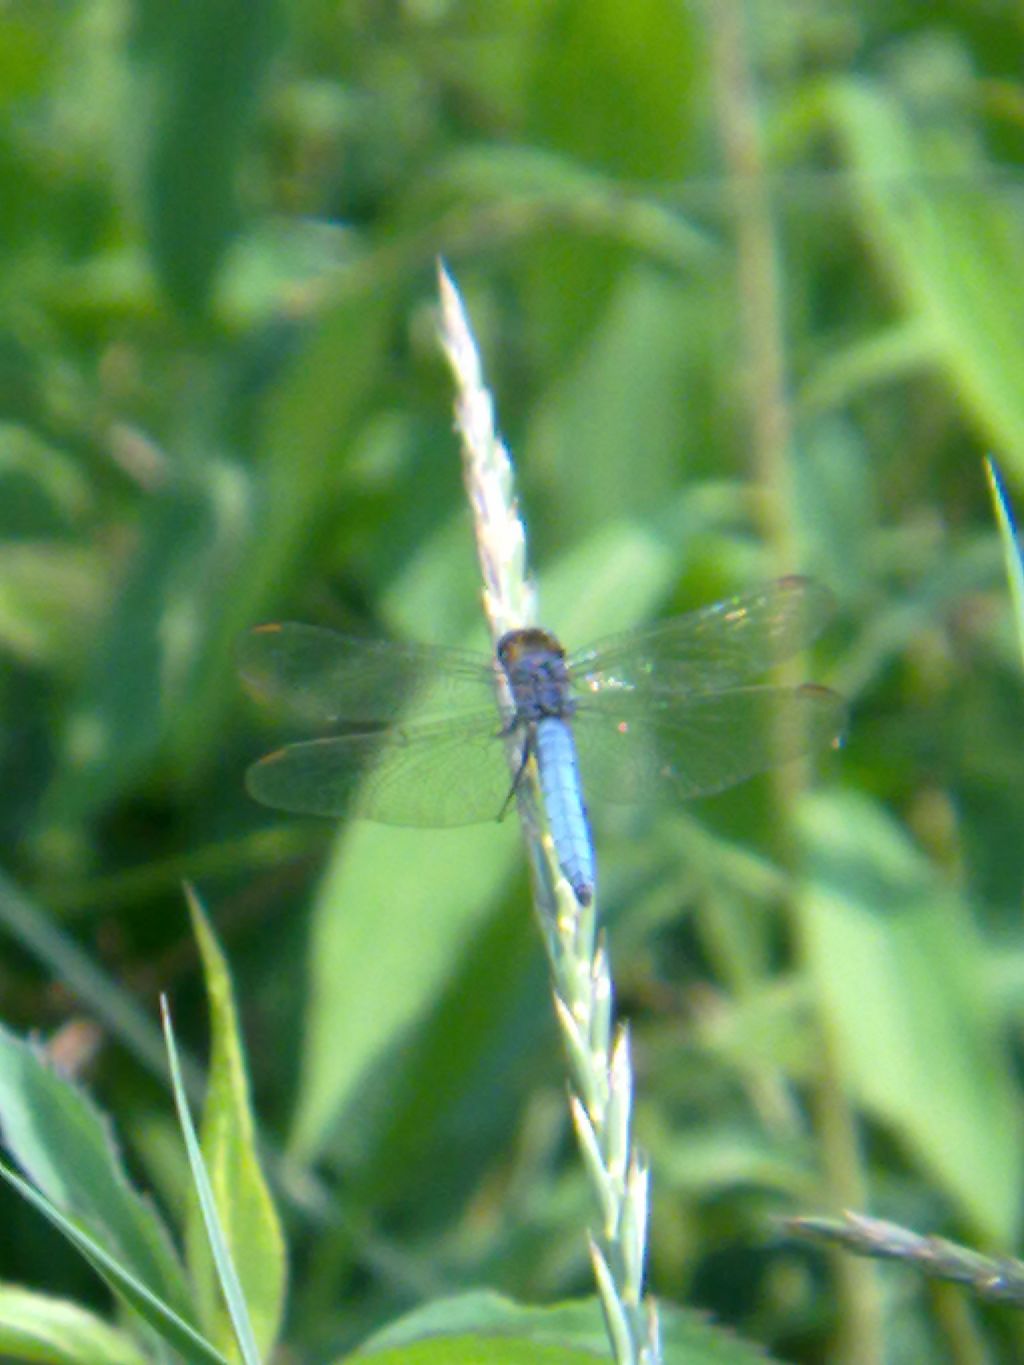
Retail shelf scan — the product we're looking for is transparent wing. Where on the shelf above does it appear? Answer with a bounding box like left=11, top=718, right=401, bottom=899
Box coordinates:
left=573, top=684, right=846, bottom=804
left=238, top=622, right=496, bottom=725
left=245, top=710, right=515, bottom=826
left=568, top=577, right=835, bottom=695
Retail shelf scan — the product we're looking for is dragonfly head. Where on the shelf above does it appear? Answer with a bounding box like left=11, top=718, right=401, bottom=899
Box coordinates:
left=496, top=627, right=565, bottom=665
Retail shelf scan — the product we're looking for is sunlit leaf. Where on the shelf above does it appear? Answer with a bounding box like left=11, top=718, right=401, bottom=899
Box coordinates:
left=0, top=1285, right=148, bottom=1365
left=185, top=888, right=287, bottom=1360
left=350, top=1291, right=781, bottom=1363
left=162, top=999, right=260, bottom=1365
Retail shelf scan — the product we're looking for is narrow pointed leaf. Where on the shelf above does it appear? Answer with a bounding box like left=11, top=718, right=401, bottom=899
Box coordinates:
left=185, top=888, right=287, bottom=1359
left=0, top=1160, right=228, bottom=1365
left=162, top=1000, right=261, bottom=1365
left=985, top=456, right=1024, bottom=669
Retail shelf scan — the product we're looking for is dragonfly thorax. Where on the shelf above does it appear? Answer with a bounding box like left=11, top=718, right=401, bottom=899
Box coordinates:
left=496, top=627, right=576, bottom=724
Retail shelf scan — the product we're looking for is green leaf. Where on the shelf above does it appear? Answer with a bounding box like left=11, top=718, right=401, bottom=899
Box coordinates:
left=0, top=1160, right=227, bottom=1365
left=521, top=270, right=709, bottom=531
left=527, top=0, right=700, bottom=180
left=349, top=1292, right=779, bottom=1364
left=162, top=999, right=260, bottom=1365
left=829, top=79, right=1024, bottom=470
left=184, top=887, right=287, bottom=1360
left=519, top=0, right=703, bottom=366
left=984, top=456, right=1024, bottom=670
left=290, top=522, right=681, bottom=1158
left=355, top=1294, right=609, bottom=1355
left=0, top=1022, right=191, bottom=1319
left=348, top=1341, right=601, bottom=1364
left=133, top=0, right=279, bottom=318
left=797, top=790, right=1023, bottom=1244
left=0, top=1285, right=148, bottom=1365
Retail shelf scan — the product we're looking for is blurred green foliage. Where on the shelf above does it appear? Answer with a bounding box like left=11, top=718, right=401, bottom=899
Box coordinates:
left=1, top=0, right=1024, bottom=1360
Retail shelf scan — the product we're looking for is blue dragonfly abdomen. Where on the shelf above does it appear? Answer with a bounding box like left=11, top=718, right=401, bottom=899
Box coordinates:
left=534, top=716, right=595, bottom=906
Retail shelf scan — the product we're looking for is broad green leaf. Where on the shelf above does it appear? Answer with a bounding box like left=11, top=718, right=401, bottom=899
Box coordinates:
left=829, top=79, right=1024, bottom=472
left=522, top=269, right=709, bottom=530
left=133, top=0, right=279, bottom=318
left=351, top=1291, right=779, bottom=1363
left=797, top=791, right=1023, bottom=1244
left=527, top=0, right=700, bottom=182
left=349, top=1342, right=601, bottom=1364
left=0, top=1160, right=227, bottom=1365
left=162, top=1000, right=260, bottom=1365
left=288, top=817, right=519, bottom=1162
left=0, top=1285, right=148, bottom=1365
left=185, top=889, right=287, bottom=1360
left=0, top=1023, right=191, bottom=1319
left=356, top=1293, right=611, bottom=1355
left=290, top=521, right=680, bottom=1158
left=520, top=0, right=702, bottom=366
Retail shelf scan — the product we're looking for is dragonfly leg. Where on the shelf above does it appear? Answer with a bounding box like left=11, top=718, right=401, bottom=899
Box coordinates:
left=498, top=732, right=532, bottom=821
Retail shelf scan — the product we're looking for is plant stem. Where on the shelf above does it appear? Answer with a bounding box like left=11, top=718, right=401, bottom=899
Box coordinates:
left=708, top=8, right=882, bottom=1362
left=438, top=265, right=660, bottom=1364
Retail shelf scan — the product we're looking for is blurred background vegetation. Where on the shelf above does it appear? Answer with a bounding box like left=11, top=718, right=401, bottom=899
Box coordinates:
left=2, top=0, right=1024, bottom=1360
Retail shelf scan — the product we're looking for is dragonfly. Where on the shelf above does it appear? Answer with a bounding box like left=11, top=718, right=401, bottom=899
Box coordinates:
left=239, top=575, right=846, bottom=906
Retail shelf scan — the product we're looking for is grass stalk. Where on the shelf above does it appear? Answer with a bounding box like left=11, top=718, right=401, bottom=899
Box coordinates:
left=789, top=1212, right=1024, bottom=1309
left=437, top=264, right=660, bottom=1364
